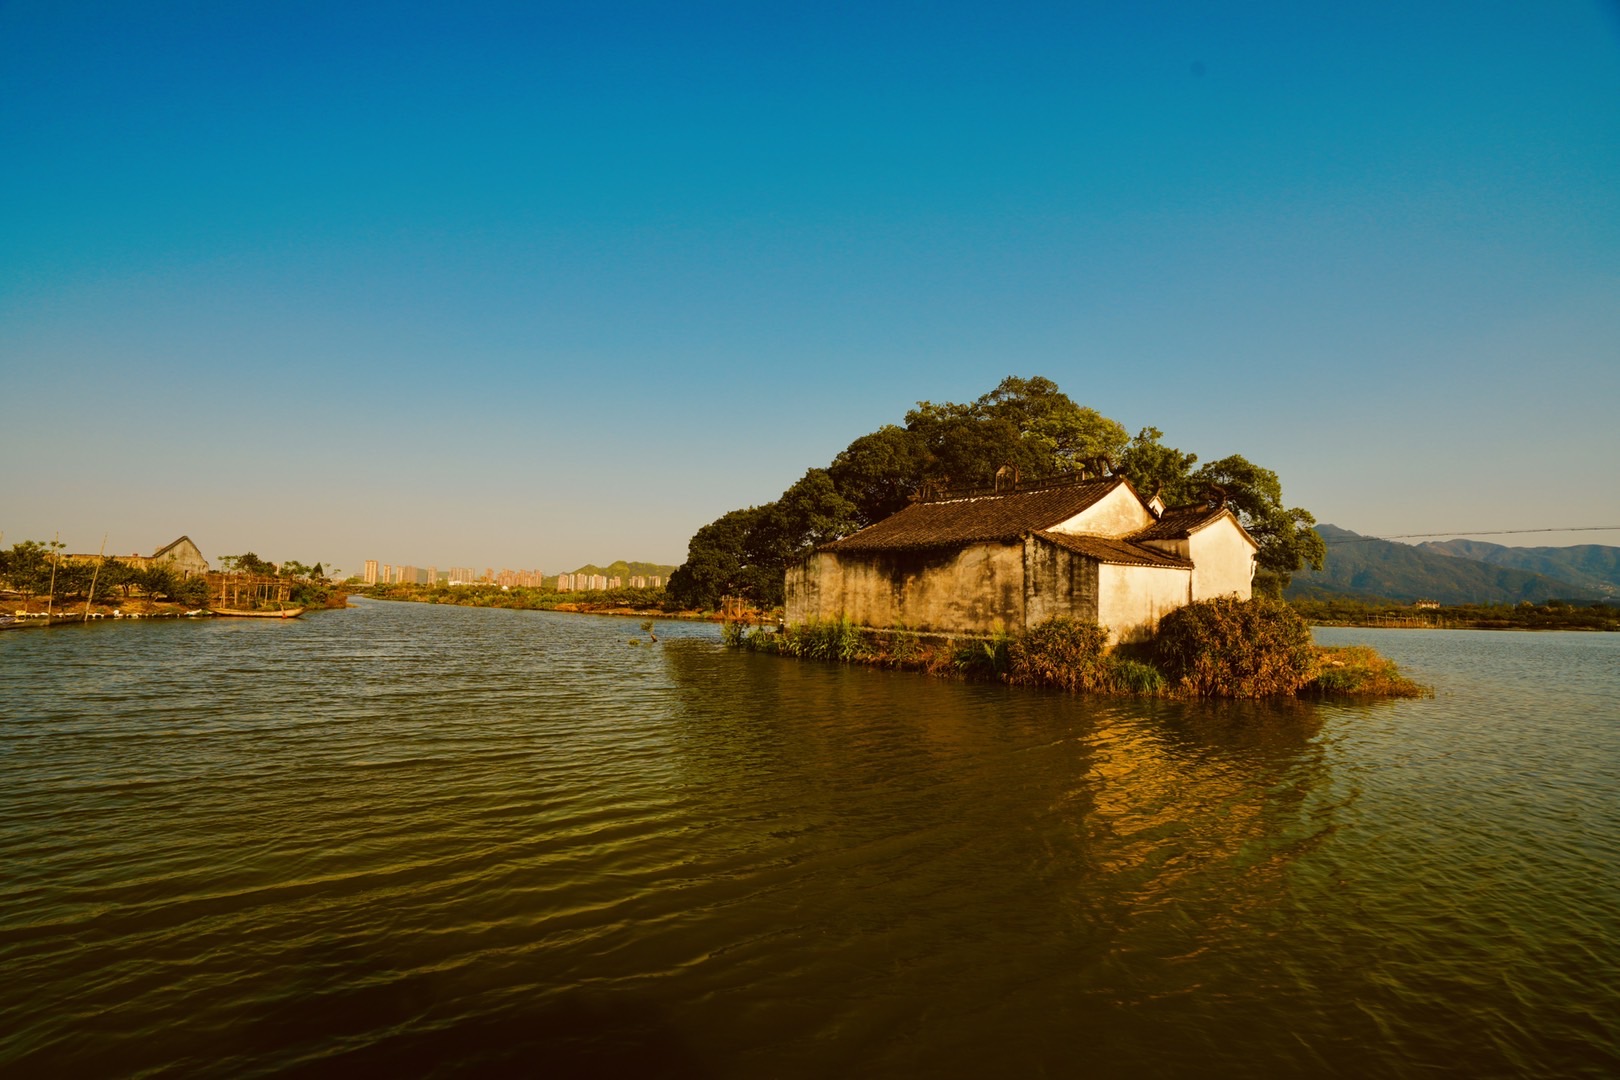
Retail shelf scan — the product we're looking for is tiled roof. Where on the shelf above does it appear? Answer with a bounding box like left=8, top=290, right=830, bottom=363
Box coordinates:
left=1131, top=505, right=1234, bottom=541
left=1033, top=531, right=1192, bottom=568
left=822, top=478, right=1124, bottom=552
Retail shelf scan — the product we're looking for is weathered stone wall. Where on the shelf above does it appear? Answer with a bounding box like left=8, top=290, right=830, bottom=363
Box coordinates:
left=786, top=543, right=1026, bottom=633
left=1096, top=563, right=1193, bottom=644
left=1021, top=536, right=1100, bottom=629
left=156, top=539, right=210, bottom=578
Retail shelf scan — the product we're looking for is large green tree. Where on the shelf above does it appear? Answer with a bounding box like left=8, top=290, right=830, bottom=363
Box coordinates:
left=827, top=425, right=931, bottom=527
left=666, top=505, right=773, bottom=610
left=667, top=469, right=859, bottom=610
left=1189, top=455, right=1326, bottom=596
left=906, top=375, right=1129, bottom=491
left=1114, top=427, right=1200, bottom=505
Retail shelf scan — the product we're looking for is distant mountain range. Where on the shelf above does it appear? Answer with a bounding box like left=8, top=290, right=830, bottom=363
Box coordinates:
left=1285, top=526, right=1619, bottom=605
left=1414, top=539, right=1620, bottom=599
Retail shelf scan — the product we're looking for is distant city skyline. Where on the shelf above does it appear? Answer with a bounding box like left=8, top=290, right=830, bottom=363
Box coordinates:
left=4, top=3, right=1616, bottom=569
left=360, top=558, right=664, bottom=589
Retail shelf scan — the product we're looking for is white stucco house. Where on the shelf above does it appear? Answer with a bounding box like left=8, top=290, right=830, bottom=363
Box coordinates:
left=784, top=475, right=1257, bottom=644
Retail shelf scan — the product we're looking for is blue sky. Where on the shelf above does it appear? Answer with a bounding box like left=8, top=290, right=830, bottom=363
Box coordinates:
left=4, top=1, right=1618, bottom=575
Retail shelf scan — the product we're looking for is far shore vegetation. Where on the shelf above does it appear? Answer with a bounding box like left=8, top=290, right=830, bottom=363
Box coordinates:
left=358, top=581, right=696, bottom=618
left=1290, top=596, right=1620, bottom=632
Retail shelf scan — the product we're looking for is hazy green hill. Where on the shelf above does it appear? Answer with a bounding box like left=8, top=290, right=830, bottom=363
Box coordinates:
left=1416, top=539, right=1620, bottom=598
left=1286, top=526, right=1602, bottom=604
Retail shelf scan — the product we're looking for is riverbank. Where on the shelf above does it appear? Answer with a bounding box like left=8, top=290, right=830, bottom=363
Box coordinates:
left=1290, top=597, right=1620, bottom=631
left=733, top=601, right=1429, bottom=700
left=1, top=589, right=349, bottom=628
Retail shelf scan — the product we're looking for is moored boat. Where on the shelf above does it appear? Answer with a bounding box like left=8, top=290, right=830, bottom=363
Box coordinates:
left=208, top=607, right=305, bottom=619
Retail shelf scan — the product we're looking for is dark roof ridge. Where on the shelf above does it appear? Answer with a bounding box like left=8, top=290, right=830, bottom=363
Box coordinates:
left=920, top=473, right=1124, bottom=503
left=1130, top=505, right=1258, bottom=546
left=1032, top=530, right=1193, bottom=568
left=822, top=476, right=1134, bottom=553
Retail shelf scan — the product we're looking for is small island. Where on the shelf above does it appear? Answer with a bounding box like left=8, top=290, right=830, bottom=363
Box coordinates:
left=672, top=375, right=1424, bottom=699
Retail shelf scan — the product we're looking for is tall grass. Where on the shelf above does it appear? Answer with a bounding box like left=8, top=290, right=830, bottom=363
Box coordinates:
left=1302, top=646, right=1429, bottom=697
left=954, top=627, right=1014, bottom=678
left=741, top=618, right=863, bottom=662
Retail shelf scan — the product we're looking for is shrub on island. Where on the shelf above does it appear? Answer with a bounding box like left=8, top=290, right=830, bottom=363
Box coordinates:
left=1005, top=617, right=1113, bottom=693
left=1152, top=596, right=1317, bottom=697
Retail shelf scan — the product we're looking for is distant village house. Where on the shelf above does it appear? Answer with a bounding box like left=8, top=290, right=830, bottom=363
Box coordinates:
left=785, top=475, right=1257, bottom=644
left=64, top=536, right=210, bottom=578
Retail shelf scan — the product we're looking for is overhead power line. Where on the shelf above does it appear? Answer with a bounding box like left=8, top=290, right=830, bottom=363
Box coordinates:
left=1324, top=525, right=1620, bottom=546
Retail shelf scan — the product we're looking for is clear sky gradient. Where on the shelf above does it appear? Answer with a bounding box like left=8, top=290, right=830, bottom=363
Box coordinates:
left=5, top=1, right=1618, bottom=575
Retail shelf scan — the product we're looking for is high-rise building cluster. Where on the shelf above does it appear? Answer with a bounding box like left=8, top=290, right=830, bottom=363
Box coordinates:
left=494, top=569, right=545, bottom=588
left=558, top=573, right=612, bottom=591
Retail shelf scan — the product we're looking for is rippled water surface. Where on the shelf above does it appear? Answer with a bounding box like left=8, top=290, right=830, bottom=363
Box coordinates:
left=2, top=603, right=1616, bottom=1077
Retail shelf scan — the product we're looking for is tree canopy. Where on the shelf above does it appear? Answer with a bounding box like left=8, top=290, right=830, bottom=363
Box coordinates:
left=666, top=376, right=1324, bottom=609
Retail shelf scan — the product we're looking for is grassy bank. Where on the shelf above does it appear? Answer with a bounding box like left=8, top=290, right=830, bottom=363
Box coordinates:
left=731, top=598, right=1429, bottom=700
left=1290, top=597, right=1620, bottom=631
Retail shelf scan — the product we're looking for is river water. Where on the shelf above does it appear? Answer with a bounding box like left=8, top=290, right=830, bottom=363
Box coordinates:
left=2, top=601, right=1616, bottom=1077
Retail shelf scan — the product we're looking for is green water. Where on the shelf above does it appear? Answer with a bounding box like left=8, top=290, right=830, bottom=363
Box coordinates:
left=2, top=601, right=1616, bottom=1076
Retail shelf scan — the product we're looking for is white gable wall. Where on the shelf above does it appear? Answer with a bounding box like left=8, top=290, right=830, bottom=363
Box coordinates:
left=1187, top=517, right=1256, bottom=601
left=1046, top=484, right=1154, bottom=538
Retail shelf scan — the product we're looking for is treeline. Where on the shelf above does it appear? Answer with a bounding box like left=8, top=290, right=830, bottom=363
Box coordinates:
left=668, top=375, right=1326, bottom=610
left=1291, top=596, right=1620, bottom=631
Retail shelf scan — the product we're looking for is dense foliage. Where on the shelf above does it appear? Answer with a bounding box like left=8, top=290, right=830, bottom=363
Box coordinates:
left=1005, top=618, right=1114, bottom=692
left=1153, top=597, right=1318, bottom=697
left=669, top=375, right=1325, bottom=609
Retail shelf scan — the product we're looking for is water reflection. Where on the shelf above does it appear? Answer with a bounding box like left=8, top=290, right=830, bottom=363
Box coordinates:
left=657, top=641, right=1357, bottom=1072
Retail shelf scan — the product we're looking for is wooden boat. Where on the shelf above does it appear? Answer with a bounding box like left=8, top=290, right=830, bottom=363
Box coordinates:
left=208, top=607, right=305, bottom=619
left=0, top=613, right=86, bottom=630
